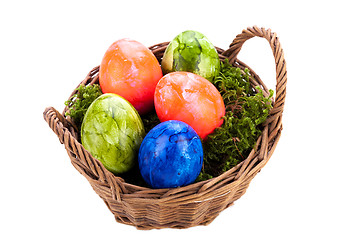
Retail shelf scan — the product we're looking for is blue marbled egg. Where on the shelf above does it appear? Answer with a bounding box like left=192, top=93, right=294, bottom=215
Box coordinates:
left=138, top=120, right=203, bottom=189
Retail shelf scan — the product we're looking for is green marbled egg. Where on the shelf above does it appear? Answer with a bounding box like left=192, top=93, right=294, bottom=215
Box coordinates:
left=81, top=93, right=145, bottom=175
left=161, top=30, right=220, bottom=82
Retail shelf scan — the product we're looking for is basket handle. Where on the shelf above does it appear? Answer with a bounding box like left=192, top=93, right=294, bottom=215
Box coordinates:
left=43, top=107, right=125, bottom=200
left=223, top=26, right=287, bottom=121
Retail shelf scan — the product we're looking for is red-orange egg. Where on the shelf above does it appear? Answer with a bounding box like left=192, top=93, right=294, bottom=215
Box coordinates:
left=99, top=39, right=163, bottom=115
left=154, top=72, right=225, bottom=139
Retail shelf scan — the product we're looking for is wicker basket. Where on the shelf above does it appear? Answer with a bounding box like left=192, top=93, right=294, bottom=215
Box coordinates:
left=43, top=26, right=287, bottom=230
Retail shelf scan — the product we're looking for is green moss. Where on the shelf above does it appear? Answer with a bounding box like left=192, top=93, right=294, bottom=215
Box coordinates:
left=65, top=84, right=103, bottom=128
left=197, top=59, right=274, bottom=182
left=141, top=111, right=161, bottom=134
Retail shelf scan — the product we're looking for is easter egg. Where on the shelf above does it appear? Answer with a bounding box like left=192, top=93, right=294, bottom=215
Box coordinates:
left=161, top=30, right=220, bottom=82
left=99, top=39, right=163, bottom=115
left=81, top=93, right=145, bottom=175
left=154, top=72, right=225, bottom=139
left=138, top=120, right=203, bottom=189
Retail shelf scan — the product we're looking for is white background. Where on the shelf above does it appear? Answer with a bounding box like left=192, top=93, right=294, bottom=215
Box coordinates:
left=1, top=0, right=359, bottom=239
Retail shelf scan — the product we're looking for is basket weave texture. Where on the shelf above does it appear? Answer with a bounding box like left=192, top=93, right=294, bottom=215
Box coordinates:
left=43, top=26, right=287, bottom=230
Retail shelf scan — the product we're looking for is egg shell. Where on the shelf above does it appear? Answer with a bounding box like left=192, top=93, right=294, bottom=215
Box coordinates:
left=154, top=72, right=225, bottom=139
left=99, top=39, right=163, bottom=115
left=81, top=93, right=145, bottom=175
left=161, top=30, right=220, bottom=82
left=138, top=120, right=203, bottom=189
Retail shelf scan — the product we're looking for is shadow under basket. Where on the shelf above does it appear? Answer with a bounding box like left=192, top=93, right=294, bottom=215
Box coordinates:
left=43, top=26, right=287, bottom=230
